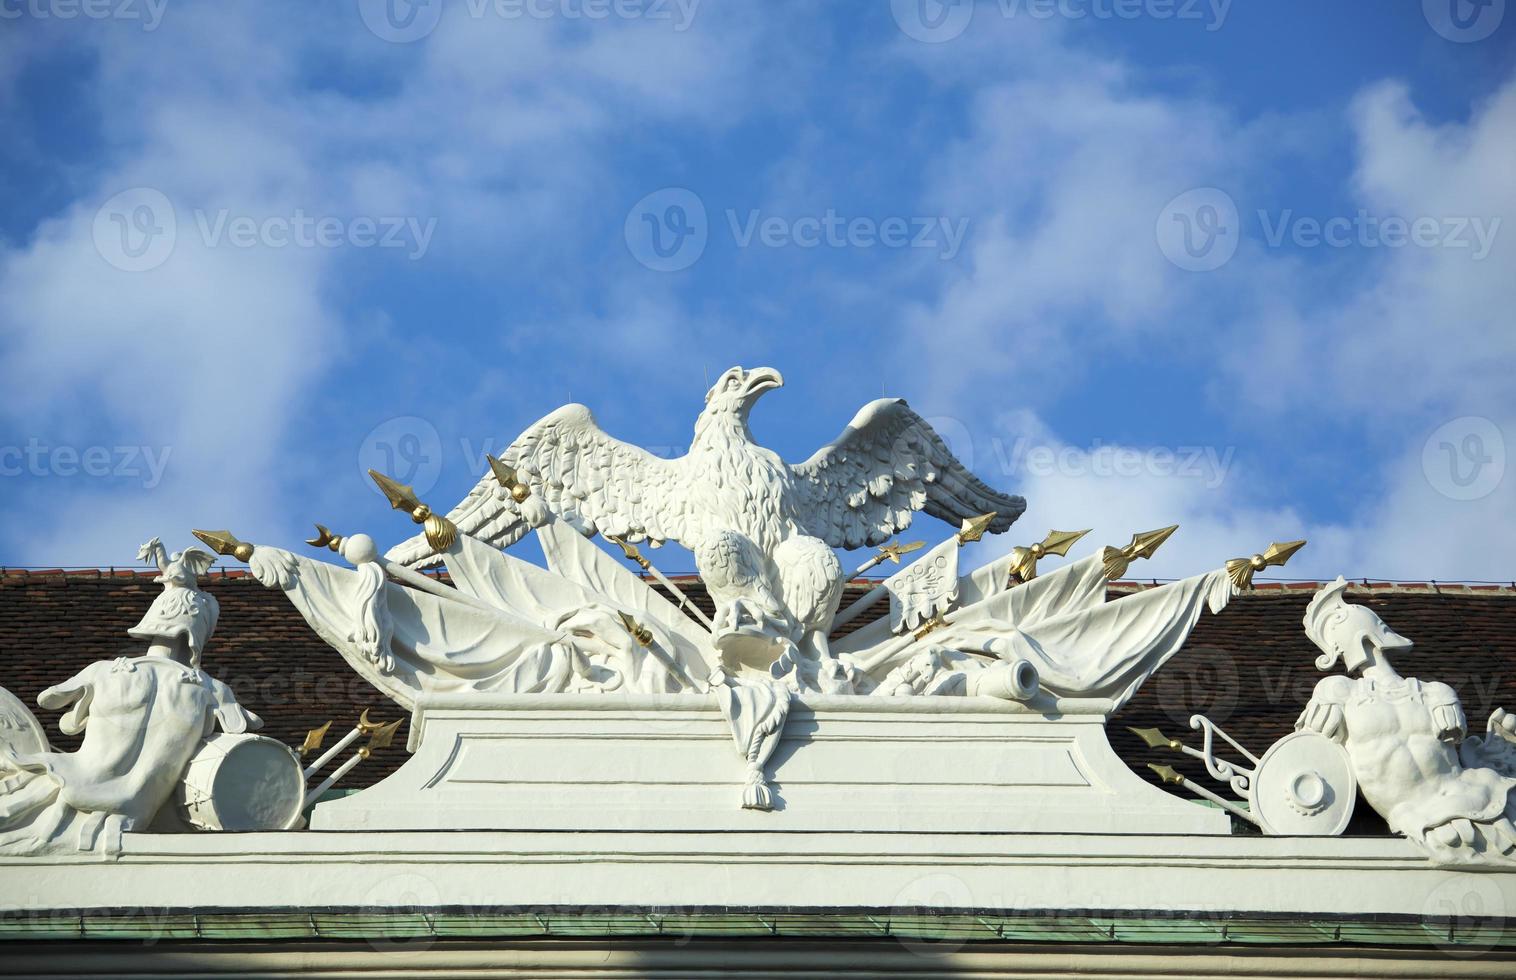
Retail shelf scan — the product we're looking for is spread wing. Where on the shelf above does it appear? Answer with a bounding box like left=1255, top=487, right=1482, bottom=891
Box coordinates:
left=787, top=399, right=1025, bottom=550
left=387, top=404, right=690, bottom=567
left=178, top=548, right=217, bottom=579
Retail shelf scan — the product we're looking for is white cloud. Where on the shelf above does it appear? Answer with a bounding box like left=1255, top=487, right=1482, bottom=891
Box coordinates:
left=0, top=3, right=792, bottom=564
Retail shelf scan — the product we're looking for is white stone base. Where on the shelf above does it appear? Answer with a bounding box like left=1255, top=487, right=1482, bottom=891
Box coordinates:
left=308, top=692, right=1227, bottom=836
left=2, top=827, right=1507, bottom=922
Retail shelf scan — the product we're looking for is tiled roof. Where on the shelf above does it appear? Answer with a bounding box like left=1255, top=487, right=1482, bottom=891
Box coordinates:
left=3, top=570, right=1514, bottom=811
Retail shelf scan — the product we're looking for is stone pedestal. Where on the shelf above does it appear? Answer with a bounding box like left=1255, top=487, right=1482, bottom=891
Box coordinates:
left=309, top=692, right=1228, bottom=836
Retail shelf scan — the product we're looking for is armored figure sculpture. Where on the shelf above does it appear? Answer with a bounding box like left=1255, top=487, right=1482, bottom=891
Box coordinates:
left=0, top=540, right=260, bottom=855
left=1298, top=577, right=1516, bottom=865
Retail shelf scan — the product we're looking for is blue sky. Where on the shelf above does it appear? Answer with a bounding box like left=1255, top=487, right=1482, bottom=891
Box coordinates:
left=0, top=0, right=1511, bottom=582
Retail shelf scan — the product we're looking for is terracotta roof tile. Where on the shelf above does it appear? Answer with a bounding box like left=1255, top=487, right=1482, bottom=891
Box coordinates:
left=2, top=572, right=1513, bottom=811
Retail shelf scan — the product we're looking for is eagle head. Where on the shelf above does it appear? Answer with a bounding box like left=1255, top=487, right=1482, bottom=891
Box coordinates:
left=701, top=366, right=784, bottom=421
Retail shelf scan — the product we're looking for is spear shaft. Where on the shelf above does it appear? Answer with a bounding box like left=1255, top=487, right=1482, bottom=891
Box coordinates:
left=605, top=536, right=714, bottom=631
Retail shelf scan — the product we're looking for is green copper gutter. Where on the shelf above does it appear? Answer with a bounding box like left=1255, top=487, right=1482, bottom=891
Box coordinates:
left=0, top=909, right=1508, bottom=951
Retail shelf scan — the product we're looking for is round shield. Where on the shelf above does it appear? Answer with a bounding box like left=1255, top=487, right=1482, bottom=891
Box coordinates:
left=0, top=685, right=48, bottom=759
left=1251, top=730, right=1356, bottom=836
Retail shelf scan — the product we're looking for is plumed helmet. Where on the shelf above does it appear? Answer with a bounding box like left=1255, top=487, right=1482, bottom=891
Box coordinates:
left=1303, top=576, right=1413, bottom=675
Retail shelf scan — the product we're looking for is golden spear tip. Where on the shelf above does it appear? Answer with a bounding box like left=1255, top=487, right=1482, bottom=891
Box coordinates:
left=367, top=469, right=421, bottom=514
left=882, top=539, right=925, bottom=563
left=1041, top=528, right=1092, bottom=557
left=365, top=717, right=404, bottom=752
left=1127, top=726, right=1180, bottom=751
left=957, top=512, right=998, bottom=544
left=192, top=529, right=254, bottom=562
left=1129, top=524, right=1180, bottom=559
left=1227, top=538, right=1309, bottom=590
left=1147, top=763, right=1185, bottom=786
left=486, top=456, right=531, bottom=503
left=1101, top=524, right=1179, bottom=579
left=300, top=720, right=333, bottom=757
left=617, top=611, right=653, bottom=647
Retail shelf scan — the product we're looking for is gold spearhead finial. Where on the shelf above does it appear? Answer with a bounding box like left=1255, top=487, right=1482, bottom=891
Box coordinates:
left=1226, top=539, right=1307, bottom=590
left=360, top=717, right=404, bottom=756
left=1127, top=726, right=1182, bottom=751
left=617, top=611, right=654, bottom=647
left=486, top=456, right=531, bottom=504
left=368, top=469, right=456, bottom=553
left=957, top=512, right=998, bottom=545
left=307, top=524, right=344, bottom=552
left=300, top=720, right=333, bottom=757
left=192, top=529, right=255, bottom=562
left=880, top=540, right=925, bottom=564
left=1009, top=528, right=1092, bottom=581
left=1147, top=763, right=1185, bottom=786
left=605, top=534, right=652, bottom=570
left=1102, top=524, right=1179, bottom=580
left=368, top=469, right=423, bottom=515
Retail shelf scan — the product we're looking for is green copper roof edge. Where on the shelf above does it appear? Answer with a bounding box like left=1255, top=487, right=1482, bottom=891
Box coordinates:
left=0, top=909, right=1510, bottom=950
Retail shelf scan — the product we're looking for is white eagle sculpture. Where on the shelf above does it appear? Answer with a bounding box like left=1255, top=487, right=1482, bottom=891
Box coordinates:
left=386, top=366, right=1025, bottom=674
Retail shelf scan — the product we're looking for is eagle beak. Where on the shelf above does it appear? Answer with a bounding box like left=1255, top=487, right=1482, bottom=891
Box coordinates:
left=742, top=367, right=784, bottom=398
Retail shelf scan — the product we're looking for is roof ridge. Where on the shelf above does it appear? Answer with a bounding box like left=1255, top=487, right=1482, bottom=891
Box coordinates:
left=3, top=567, right=1514, bottom=596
